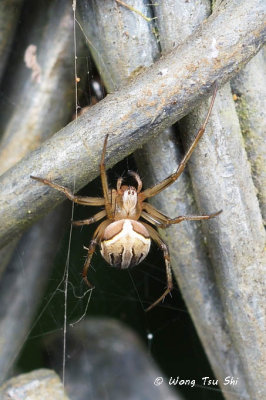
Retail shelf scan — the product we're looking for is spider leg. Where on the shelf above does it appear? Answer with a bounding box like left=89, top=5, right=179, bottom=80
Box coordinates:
left=141, top=83, right=218, bottom=200
left=110, top=188, right=118, bottom=215
left=142, top=203, right=170, bottom=223
left=72, top=209, right=106, bottom=226
left=82, top=220, right=111, bottom=287
left=143, top=202, right=222, bottom=228
left=116, top=177, right=123, bottom=192
left=141, top=210, right=164, bottom=226
left=100, top=135, right=113, bottom=218
left=142, top=222, right=173, bottom=311
left=30, top=176, right=105, bottom=206
left=82, top=241, right=97, bottom=288
left=158, top=210, right=223, bottom=228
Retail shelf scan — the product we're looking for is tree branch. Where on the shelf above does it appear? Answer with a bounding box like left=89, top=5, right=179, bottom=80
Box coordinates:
left=0, top=0, right=23, bottom=80
left=231, top=51, right=266, bottom=222
left=0, top=0, right=265, bottom=248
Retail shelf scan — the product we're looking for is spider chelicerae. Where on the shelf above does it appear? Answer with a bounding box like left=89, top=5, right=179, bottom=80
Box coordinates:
left=31, top=84, right=221, bottom=311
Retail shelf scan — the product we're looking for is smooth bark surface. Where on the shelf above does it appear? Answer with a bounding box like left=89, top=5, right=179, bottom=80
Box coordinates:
left=180, top=82, right=265, bottom=399
left=0, top=205, right=68, bottom=383
left=231, top=50, right=266, bottom=222
left=0, top=0, right=265, bottom=248
left=78, top=0, right=158, bottom=91
left=0, top=0, right=23, bottom=81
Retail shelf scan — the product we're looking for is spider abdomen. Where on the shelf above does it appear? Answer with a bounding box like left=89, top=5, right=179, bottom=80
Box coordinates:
left=100, top=219, right=151, bottom=269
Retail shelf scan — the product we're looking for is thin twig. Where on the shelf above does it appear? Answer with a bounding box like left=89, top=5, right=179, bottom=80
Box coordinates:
left=115, top=0, right=156, bottom=22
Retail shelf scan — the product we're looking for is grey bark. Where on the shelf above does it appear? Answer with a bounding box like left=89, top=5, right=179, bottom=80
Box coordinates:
left=78, top=0, right=159, bottom=90
left=77, top=1, right=250, bottom=399
left=153, top=1, right=265, bottom=399
left=0, top=205, right=68, bottom=383
left=0, top=369, right=70, bottom=400
left=155, top=3, right=266, bottom=398
left=178, top=2, right=266, bottom=397
left=0, top=0, right=79, bottom=174
left=180, top=82, right=265, bottom=399
left=0, top=0, right=265, bottom=248
left=0, top=240, right=17, bottom=279
left=0, top=0, right=23, bottom=82
left=45, top=318, right=182, bottom=400
left=231, top=50, right=266, bottom=222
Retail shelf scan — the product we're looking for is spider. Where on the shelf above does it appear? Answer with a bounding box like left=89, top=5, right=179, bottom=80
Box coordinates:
left=31, top=84, right=221, bottom=311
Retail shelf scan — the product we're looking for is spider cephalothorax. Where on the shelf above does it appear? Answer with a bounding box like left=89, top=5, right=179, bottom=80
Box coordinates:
left=31, top=84, right=221, bottom=311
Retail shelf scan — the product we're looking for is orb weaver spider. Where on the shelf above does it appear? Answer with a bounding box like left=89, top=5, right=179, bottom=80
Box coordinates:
left=31, top=84, right=221, bottom=311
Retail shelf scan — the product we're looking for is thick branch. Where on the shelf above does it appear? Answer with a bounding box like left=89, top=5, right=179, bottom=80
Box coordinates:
left=231, top=51, right=266, bottom=222
left=0, top=0, right=265, bottom=248
left=0, top=205, right=68, bottom=382
left=0, top=0, right=23, bottom=81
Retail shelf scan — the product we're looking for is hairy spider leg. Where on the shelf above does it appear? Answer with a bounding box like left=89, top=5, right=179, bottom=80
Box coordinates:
left=142, top=222, right=173, bottom=311
left=141, top=211, right=162, bottom=226
left=141, top=83, right=218, bottom=200
left=82, top=219, right=111, bottom=286
left=157, top=210, right=223, bottom=228
left=116, top=177, right=123, bottom=193
left=30, top=176, right=105, bottom=206
left=100, top=134, right=113, bottom=218
left=142, top=202, right=222, bottom=228
left=72, top=209, right=106, bottom=226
